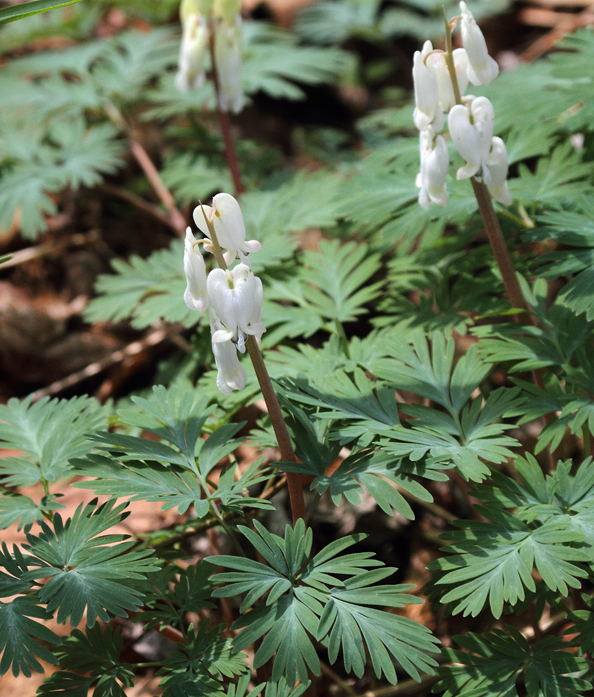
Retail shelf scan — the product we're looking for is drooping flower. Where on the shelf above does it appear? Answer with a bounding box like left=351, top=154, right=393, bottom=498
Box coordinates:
left=207, top=264, right=265, bottom=351
left=175, top=12, right=209, bottom=92
left=448, top=96, right=494, bottom=182
left=486, top=136, right=512, bottom=205
left=417, top=131, right=449, bottom=209
left=183, top=228, right=209, bottom=312
left=210, top=311, right=247, bottom=394
left=193, top=193, right=261, bottom=266
left=459, top=1, right=499, bottom=86
left=213, top=0, right=245, bottom=113
left=413, top=45, right=442, bottom=131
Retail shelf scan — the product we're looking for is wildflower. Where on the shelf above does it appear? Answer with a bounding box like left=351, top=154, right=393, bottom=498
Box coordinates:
left=413, top=44, right=442, bottom=131
left=459, top=1, right=499, bottom=85
left=428, top=48, right=470, bottom=113
left=448, top=96, right=494, bottom=182
left=210, top=311, right=248, bottom=394
left=175, top=0, right=211, bottom=92
left=207, top=264, right=265, bottom=352
left=417, top=131, right=449, bottom=209
left=487, top=137, right=512, bottom=205
left=213, top=12, right=245, bottom=113
left=183, top=228, right=209, bottom=312
left=193, top=193, right=261, bottom=266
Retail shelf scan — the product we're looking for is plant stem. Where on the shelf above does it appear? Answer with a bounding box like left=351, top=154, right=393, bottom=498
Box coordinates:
left=103, top=101, right=187, bottom=235
left=442, top=10, right=554, bottom=471
left=470, top=179, right=531, bottom=320
left=246, top=336, right=306, bottom=524
left=443, top=12, right=530, bottom=320
left=202, top=213, right=306, bottom=524
left=209, top=31, right=245, bottom=196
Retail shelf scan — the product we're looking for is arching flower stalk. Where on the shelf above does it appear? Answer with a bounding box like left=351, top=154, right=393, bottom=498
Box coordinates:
left=182, top=192, right=306, bottom=523
left=411, top=3, right=528, bottom=318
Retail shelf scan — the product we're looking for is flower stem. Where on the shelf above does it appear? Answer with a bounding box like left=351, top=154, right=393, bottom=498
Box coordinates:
left=202, top=213, right=306, bottom=524
left=246, top=337, right=306, bottom=524
left=209, top=30, right=245, bottom=197
left=470, top=178, right=531, bottom=319
left=442, top=8, right=530, bottom=320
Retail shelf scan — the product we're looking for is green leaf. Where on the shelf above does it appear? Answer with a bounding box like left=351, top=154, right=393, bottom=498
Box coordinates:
left=0, top=120, right=125, bottom=239
left=435, top=628, right=592, bottom=697
left=430, top=509, right=589, bottom=618
left=37, top=625, right=134, bottom=697
left=23, top=500, right=160, bottom=627
left=136, top=562, right=216, bottom=631
left=319, top=577, right=439, bottom=682
left=158, top=624, right=247, bottom=697
left=0, top=543, right=33, bottom=598
left=0, top=596, right=59, bottom=677
left=0, top=493, right=65, bottom=531
left=84, top=240, right=200, bottom=329
left=242, top=21, right=352, bottom=101
left=0, top=0, right=83, bottom=25
left=208, top=520, right=438, bottom=684
left=0, top=394, right=105, bottom=487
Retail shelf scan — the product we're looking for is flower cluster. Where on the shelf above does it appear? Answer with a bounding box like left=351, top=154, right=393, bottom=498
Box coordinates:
left=176, top=0, right=245, bottom=113
left=413, top=2, right=511, bottom=209
left=183, top=194, right=264, bottom=394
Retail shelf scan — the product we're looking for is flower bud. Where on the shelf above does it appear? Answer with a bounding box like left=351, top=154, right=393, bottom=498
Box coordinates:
left=418, top=133, right=449, bottom=209
left=175, top=12, right=209, bottom=92
left=210, top=311, right=247, bottom=394
left=486, top=137, right=512, bottom=205
left=193, top=193, right=261, bottom=265
left=214, top=14, right=245, bottom=114
left=183, top=228, right=209, bottom=312
left=448, top=96, right=494, bottom=182
left=459, top=1, right=499, bottom=86
left=207, top=264, right=265, bottom=350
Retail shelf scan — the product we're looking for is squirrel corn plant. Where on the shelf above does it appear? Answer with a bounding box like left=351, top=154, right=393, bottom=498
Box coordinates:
left=413, top=3, right=528, bottom=317
left=7, top=2, right=594, bottom=696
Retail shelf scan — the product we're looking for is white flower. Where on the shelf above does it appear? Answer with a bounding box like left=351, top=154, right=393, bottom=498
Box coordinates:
left=417, top=132, right=449, bottom=209
left=175, top=12, right=209, bottom=92
left=193, top=193, right=261, bottom=266
left=460, top=1, right=499, bottom=86
left=183, top=228, right=209, bottom=312
left=214, top=14, right=245, bottom=114
left=413, top=47, right=442, bottom=131
left=448, top=96, right=494, bottom=182
left=210, top=311, right=247, bottom=394
left=207, top=264, right=265, bottom=351
left=427, top=48, right=470, bottom=113
left=487, top=136, right=512, bottom=205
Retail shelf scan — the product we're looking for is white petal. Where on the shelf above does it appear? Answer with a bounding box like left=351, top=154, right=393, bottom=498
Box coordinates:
left=183, top=228, right=209, bottom=312
left=207, top=267, right=238, bottom=334
left=193, top=204, right=214, bottom=239
left=460, top=1, right=499, bottom=86
left=419, top=135, right=449, bottom=208
left=413, top=51, right=439, bottom=130
left=487, top=136, right=512, bottom=205
left=212, top=339, right=247, bottom=393
left=448, top=104, right=481, bottom=179
left=214, top=16, right=245, bottom=113
left=212, top=192, right=246, bottom=253
left=176, top=13, right=208, bottom=92
left=448, top=97, right=494, bottom=181
left=453, top=48, right=470, bottom=98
